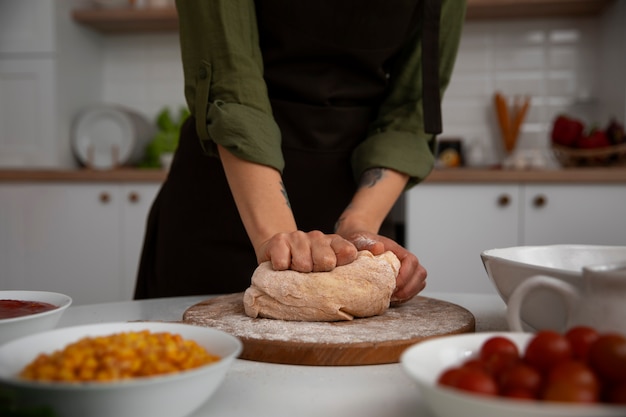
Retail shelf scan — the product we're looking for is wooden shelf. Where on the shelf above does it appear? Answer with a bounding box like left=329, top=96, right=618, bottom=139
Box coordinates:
left=72, top=0, right=615, bottom=33
left=72, top=7, right=178, bottom=33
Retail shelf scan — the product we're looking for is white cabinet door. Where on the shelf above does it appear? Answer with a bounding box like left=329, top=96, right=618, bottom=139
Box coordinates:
left=0, top=183, right=162, bottom=304
left=0, top=59, right=56, bottom=167
left=522, top=184, right=626, bottom=246
left=119, top=184, right=160, bottom=299
left=406, top=184, right=520, bottom=295
left=0, top=0, right=54, bottom=53
left=0, top=184, right=122, bottom=305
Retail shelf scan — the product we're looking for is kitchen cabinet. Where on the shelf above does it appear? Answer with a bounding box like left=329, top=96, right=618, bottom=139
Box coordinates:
left=0, top=0, right=102, bottom=168
left=0, top=183, right=160, bottom=305
left=522, top=184, right=626, bottom=245
left=0, top=59, right=57, bottom=167
left=406, top=184, right=520, bottom=295
left=0, top=0, right=55, bottom=53
left=406, top=182, right=626, bottom=295
left=0, top=0, right=55, bottom=167
left=71, top=0, right=614, bottom=33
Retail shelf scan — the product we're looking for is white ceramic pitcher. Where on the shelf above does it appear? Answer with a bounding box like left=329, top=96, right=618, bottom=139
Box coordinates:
left=507, top=262, right=626, bottom=333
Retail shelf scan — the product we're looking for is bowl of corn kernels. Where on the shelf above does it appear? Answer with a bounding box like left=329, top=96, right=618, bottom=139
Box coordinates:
left=0, top=321, right=242, bottom=417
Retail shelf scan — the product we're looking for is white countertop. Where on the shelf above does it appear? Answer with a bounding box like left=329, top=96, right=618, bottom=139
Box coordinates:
left=57, top=292, right=508, bottom=417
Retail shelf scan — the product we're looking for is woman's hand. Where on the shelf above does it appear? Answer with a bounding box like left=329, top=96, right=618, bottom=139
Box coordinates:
left=343, top=231, right=427, bottom=304
left=256, top=230, right=358, bottom=273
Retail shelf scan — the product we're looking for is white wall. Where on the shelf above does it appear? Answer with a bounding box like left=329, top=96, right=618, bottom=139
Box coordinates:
left=100, top=33, right=184, bottom=120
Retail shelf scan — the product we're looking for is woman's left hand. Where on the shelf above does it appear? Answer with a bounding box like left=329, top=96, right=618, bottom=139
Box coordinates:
left=344, top=231, right=427, bottom=304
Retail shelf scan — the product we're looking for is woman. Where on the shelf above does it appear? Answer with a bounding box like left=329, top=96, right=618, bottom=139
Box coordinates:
left=135, top=0, right=466, bottom=302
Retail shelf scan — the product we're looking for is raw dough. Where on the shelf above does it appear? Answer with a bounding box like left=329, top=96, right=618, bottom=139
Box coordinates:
left=243, top=250, right=400, bottom=321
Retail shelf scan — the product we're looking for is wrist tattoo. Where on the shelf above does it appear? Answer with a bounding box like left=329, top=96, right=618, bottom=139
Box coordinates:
left=280, top=180, right=291, bottom=208
left=359, top=168, right=385, bottom=188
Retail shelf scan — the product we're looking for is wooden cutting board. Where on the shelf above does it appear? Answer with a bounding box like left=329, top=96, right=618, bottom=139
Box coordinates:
left=183, top=292, right=475, bottom=366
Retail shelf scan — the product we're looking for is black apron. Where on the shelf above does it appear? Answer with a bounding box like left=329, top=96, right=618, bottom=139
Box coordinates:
left=134, top=0, right=440, bottom=299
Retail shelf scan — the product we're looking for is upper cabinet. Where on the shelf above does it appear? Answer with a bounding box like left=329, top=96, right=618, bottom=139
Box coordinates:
left=72, top=0, right=616, bottom=33
left=0, top=0, right=55, bottom=53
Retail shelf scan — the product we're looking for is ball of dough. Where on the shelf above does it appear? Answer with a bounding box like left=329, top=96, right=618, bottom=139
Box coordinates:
left=243, top=250, right=400, bottom=321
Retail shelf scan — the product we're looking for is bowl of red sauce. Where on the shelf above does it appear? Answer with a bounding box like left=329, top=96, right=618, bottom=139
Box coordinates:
left=0, top=290, right=72, bottom=345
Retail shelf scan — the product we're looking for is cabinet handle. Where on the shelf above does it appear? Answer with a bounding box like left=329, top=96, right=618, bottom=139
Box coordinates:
left=128, top=191, right=140, bottom=204
left=497, top=194, right=511, bottom=207
left=99, top=192, right=111, bottom=204
left=533, top=195, right=547, bottom=208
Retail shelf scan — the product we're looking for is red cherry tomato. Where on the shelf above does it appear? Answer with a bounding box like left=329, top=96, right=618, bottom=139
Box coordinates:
left=588, top=333, right=626, bottom=384
left=438, top=366, right=498, bottom=396
left=565, top=326, right=600, bottom=363
left=523, top=330, right=573, bottom=374
left=502, top=387, right=537, bottom=400
left=483, top=351, right=520, bottom=378
left=454, top=368, right=499, bottom=396
left=498, top=362, right=542, bottom=398
left=547, top=361, right=600, bottom=393
left=479, top=336, right=520, bottom=377
left=438, top=367, right=466, bottom=387
left=543, top=380, right=599, bottom=403
left=480, top=336, right=520, bottom=362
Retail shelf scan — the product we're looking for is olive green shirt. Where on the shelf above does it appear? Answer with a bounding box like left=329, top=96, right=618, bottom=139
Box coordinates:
left=176, top=0, right=466, bottom=186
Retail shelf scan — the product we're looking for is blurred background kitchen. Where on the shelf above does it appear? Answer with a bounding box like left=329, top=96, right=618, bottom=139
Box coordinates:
left=1, top=0, right=625, bottom=305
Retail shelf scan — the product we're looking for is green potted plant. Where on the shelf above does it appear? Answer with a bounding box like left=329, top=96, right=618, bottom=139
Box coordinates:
left=141, top=106, right=190, bottom=169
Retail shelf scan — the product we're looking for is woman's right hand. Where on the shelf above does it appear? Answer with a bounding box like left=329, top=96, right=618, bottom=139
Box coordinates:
left=256, top=230, right=358, bottom=273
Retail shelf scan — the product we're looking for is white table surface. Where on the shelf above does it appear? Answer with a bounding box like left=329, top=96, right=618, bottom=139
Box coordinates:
left=58, top=291, right=508, bottom=417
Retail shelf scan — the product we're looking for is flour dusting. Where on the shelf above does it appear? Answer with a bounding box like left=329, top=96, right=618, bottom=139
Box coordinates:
left=183, top=293, right=474, bottom=345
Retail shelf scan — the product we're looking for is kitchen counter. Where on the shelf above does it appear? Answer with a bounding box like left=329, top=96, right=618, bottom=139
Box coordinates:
left=57, top=291, right=508, bottom=417
left=1, top=167, right=626, bottom=183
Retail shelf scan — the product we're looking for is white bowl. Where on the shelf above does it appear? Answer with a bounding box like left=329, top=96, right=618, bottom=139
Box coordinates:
left=481, top=245, right=626, bottom=331
left=0, top=290, right=72, bottom=345
left=401, top=332, right=626, bottom=417
left=0, top=321, right=242, bottom=417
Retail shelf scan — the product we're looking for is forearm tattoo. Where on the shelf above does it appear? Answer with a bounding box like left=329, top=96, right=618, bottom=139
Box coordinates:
left=280, top=180, right=291, bottom=208
left=334, top=169, right=385, bottom=232
left=359, top=168, right=385, bottom=188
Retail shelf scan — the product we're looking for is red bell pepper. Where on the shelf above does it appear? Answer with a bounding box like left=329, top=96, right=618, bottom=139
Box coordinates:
left=551, top=115, right=585, bottom=147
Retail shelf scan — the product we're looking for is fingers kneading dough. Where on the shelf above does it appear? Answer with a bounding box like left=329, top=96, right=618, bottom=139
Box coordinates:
left=243, top=250, right=400, bottom=321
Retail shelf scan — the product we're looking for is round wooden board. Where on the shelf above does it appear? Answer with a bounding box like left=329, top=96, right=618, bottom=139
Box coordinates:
left=183, top=292, right=475, bottom=366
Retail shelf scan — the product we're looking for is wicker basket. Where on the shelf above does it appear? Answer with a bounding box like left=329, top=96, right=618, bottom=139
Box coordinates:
left=552, top=143, right=626, bottom=167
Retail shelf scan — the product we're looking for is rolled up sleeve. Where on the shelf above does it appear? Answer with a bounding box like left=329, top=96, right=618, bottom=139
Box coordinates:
left=176, top=0, right=284, bottom=172
left=352, top=0, right=466, bottom=188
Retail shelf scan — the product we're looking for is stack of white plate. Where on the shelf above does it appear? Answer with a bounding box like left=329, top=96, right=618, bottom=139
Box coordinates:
left=71, top=105, right=155, bottom=170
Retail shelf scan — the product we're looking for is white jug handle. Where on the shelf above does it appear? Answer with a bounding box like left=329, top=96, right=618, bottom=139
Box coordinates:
left=506, top=275, right=580, bottom=332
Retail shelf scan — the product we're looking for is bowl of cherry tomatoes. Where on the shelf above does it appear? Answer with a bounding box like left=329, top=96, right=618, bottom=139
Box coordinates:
left=401, top=328, right=626, bottom=417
